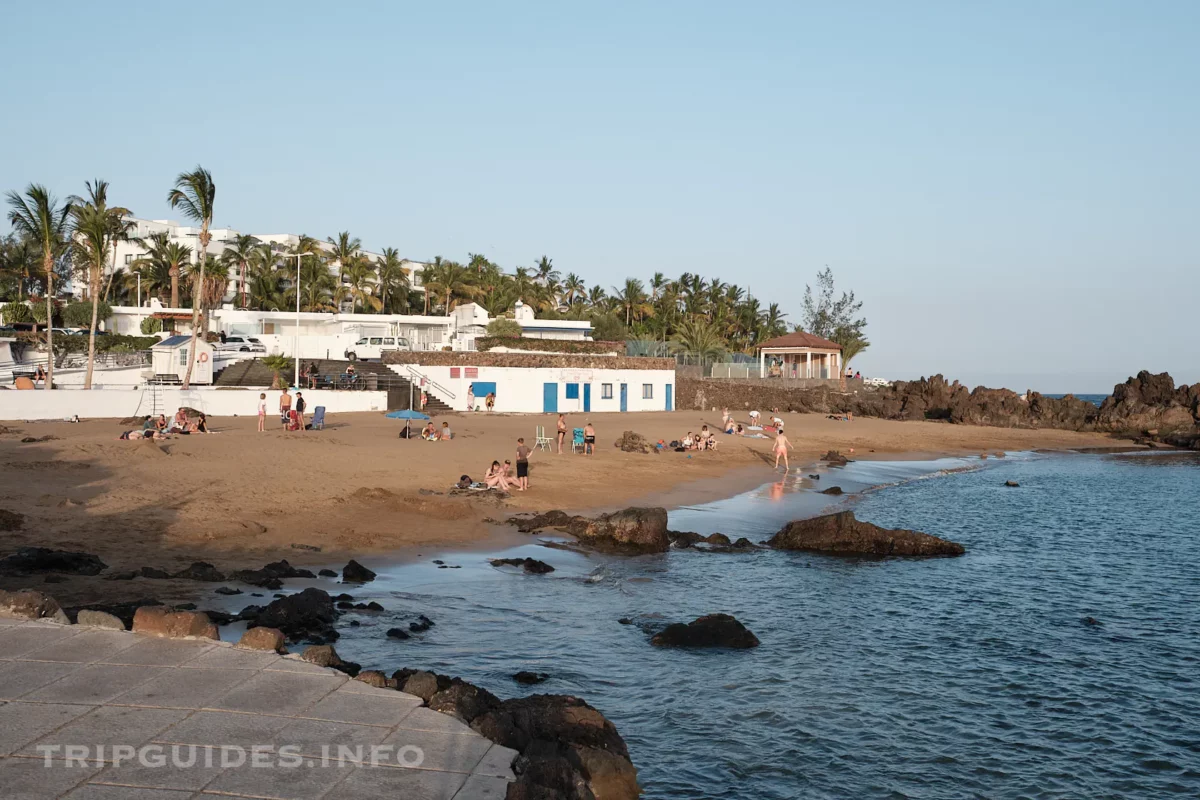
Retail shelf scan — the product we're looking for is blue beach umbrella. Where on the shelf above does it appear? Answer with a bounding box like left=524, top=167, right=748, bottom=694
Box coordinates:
left=386, top=408, right=431, bottom=438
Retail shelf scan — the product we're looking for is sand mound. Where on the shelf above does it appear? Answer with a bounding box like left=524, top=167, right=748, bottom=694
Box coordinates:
left=351, top=487, right=397, bottom=502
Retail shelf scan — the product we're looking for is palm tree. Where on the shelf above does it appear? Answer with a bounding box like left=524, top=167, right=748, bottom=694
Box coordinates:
left=166, top=166, right=215, bottom=389
left=534, top=255, right=559, bottom=287
left=375, top=248, right=410, bottom=313
left=6, top=185, right=72, bottom=389
left=326, top=231, right=361, bottom=297
left=296, top=258, right=337, bottom=311
left=612, top=278, right=652, bottom=326
left=420, top=256, right=446, bottom=314
left=2, top=236, right=37, bottom=300
left=343, top=256, right=379, bottom=312
left=425, top=259, right=476, bottom=312
left=222, top=233, right=258, bottom=308
left=562, top=273, right=586, bottom=305
left=68, top=180, right=131, bottom=389
left=186, top=255, right=229, bottom=318
left=587, top=285, right=608, bottom=310
left=669, top=315, right=727, bottom=362
left=134, top=232, right=192, bottom=309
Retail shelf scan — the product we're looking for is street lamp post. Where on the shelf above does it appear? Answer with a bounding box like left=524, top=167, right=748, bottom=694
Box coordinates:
left=278, top=252, right=303, bottom=387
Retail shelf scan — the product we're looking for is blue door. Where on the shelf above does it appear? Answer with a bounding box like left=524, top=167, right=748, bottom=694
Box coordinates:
left=543, top=383, right=558, bottom=413
left=583, top=384, right=591, bottom=413
left=665, top=384, right=673, bottom=411
left=619, top=383, right=628, bottom=412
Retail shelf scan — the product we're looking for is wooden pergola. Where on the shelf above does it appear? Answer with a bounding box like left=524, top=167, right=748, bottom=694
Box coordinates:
left=755, top=331, right=842, bottom=379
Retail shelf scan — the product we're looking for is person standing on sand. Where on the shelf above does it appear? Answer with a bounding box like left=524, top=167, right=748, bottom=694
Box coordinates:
left=515, top=437, right=531, bottom=491
left=295, top=391, right=307, bottom=432
left=583, top=421, right=596, bottom=455
left=486, top=392, right=496, bottom=412
left=279, top=389, right=292, bottom=427
left=257, top=393, right=267, bottom=432
left=556, top=413, right=567, bottom=454
left=467, top=384, right=475, bottom=412
left=773, top=430, right=794, bottom=471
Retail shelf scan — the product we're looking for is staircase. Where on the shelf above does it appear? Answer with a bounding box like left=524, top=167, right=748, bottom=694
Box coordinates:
left=212, top=358, right=453, bottom=414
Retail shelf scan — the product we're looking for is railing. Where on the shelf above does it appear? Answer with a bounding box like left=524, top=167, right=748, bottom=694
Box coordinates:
left=403, top=364, right=455, bottom=399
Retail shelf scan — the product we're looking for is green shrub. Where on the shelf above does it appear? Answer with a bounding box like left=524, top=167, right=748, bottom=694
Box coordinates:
left=2, top=302, right=33, bottom=324
left=485, top=318, right=523, bottom=338
left=63, top=301, right=113, bottom=328
left=140, top=317, right=163, bottom=335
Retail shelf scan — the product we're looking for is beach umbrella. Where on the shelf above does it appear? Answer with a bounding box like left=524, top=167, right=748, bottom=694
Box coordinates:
left=386, top=408, right=431, bottom=439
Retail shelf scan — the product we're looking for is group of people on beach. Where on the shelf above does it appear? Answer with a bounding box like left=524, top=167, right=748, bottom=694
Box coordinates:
left=120, top=408, right=211, bottom=440
left=261, top=389, right=309, bottom=432
left=465, top=385, right=497, bottom=412
left=419, top=421, right=453, bottom=441
left=555, top=414, right=596, bottom=455
left=482, top=436, right=533, bottom=492
left=718, top=406, right=793, bottom=470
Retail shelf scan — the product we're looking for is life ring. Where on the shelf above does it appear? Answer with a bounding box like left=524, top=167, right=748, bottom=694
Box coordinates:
left=199, top=352, right=209, bottom=363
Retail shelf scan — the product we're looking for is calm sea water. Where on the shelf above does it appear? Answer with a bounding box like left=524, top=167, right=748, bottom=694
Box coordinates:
left=268, top=452, right=1199, bottom=798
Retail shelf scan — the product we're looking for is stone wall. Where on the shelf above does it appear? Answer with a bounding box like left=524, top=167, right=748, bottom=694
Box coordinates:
left=385, top=351, right=674, bottom=371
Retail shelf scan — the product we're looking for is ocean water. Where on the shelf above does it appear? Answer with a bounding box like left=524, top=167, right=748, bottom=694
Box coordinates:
left=300, top=452, right=1199, bottom=798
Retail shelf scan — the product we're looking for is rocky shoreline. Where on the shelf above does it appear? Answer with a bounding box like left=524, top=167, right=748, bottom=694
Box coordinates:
left=682, top=370, right=1200, bottom=449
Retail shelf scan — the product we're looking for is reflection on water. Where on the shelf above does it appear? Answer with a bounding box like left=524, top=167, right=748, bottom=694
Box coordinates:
left=252, top=452, right=1200, bottom=798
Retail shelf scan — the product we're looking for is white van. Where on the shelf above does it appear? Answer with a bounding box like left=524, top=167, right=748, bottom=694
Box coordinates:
left=344, top=336, right=411, bottom=361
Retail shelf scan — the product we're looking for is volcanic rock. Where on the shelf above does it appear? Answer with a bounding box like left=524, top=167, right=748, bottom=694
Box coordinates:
left=820, top=486, right=844, bottom=495
left=668, top=531, right=703, bottom=548
left=231, top=559, right=315, bottom=589
left=342, top=559, right=376, bottom=583
left=318, top=569, right=338, bottom=577
left=386, top=627, right=410, bottom=640
left=767, top=511, right=964, bottom=557
left=702, top=533, right=731, bottom=546
left=0, top=509, right=25, bottom=531
left=429, top=681, right=501, bottom=722
left=139, top=567, right=171, bottom=580
left=76, top=609, right=125, bottom=630
left=0, top=589, right=70, bottom=623
left=249, top=588, right=339, bottom=643
left=821, top=450, right=850, bottom=465
left=649, top=613, right=760, bottom=649
left=408, top=614, right=434, bottom=633
left=1004, top=480, right=1020, bottom=487
left=172, top=562, right=226, bottom=582
left=513, top=671, right=549, bottom=685
left=490, top=557, right=555, bottom=574
left=355, top=670, right=392, bottom=689
left=614, top=430, right=654, bottom=453
left=572, top=507, right=670, bottom=553
left=0, top=547, right=107, bottom=576
left=132, top=606, right=219, bottom=640
left=237, top=626, right=286, bottom=652
left=396, top=670, right=445, bottom=701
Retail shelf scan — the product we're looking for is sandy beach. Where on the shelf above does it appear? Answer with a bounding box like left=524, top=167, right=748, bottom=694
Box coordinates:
left=1, top=408, right=1127, bottom=605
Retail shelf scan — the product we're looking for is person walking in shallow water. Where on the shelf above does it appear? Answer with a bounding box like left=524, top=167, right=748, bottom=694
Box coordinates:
left=773, top=430, right=793, bottom=472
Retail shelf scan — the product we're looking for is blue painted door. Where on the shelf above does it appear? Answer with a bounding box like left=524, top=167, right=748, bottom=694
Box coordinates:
left=583, top=384, right=591, bottom=413
left=543, top=383, right=558, bottom=413
left=665, top=384, right=673, bottom=411
left=619, top=383, right=628, bottom=412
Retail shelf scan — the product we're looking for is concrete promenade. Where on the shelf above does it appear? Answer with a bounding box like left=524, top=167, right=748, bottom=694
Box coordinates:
left=0, top=617, right=513, bottom=800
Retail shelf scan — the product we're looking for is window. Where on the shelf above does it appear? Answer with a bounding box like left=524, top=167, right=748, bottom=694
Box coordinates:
left=642, top=384, right=653, bottom=399
left=124, top=254, right=134, bottom=265
left=384, top=338, right=395, bottom=346
left=601, top=383, right=613, bottom=399
left=565, top=383, right=580, bottom=399
left=369, top=337, right=382, bottom=345
left=179, top=348, right=188, bottom=366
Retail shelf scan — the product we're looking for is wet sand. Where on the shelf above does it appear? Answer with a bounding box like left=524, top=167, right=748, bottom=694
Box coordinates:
left=0, top=408, right=1129, bottom=605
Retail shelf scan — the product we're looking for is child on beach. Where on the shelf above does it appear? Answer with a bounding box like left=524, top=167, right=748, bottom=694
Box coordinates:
left=773, top=430, right=794, bottom=471
left=257, top=393, right=266, bottom=432
left=515, top=438, right=531, bottom=491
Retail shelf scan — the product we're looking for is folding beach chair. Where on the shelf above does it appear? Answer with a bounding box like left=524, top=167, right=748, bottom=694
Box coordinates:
left=311, top=406, right=326, bottom=430
left=571, top=428, right=585, bottom=454
left=534, top=425, right=553, bottom=452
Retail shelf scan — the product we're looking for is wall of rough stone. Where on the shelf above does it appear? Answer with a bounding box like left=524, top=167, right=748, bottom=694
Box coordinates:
left=676, top=377, right=857, bottom=413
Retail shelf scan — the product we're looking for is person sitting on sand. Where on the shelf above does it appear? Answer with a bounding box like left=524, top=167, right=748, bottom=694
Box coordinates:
left=682, top=432, right=695, bottom=450
left=484, top=460, right=510, bottom=491
left=735, top=423, right=745, bottom=436
left=699, top=425, right=717, bottom=450
left=421, top=422, right=437, bottom=440
left=773, top=430, right=794, bottom=471
left=170, top=409, right=193, bottom=434
left=723, top=417, right=736, bottom=434
left=196, top=412, right=210, bottom=434
left=440, top=421, right=453, bottom=440
left=503, top=459, right=513, bottom=478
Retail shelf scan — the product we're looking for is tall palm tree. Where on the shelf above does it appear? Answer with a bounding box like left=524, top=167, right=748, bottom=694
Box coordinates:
left=68, top=180, right=131, bottom=389
left=612, top=278, right=652, bottom=326
left=134, top=232, right=192, bottom=308
left=167, top=166, right=215, bottom=389
left=343, top=255, right=379, bottom=312
left=669, top=315, right=727, bottom=362
left=420, top=256, right=446, bottom=314
left=534, top=255, right=559, bottom=288
left=222, top=233, right=258, bottom=308
left=326, top=231, right=361, bottom=297
left=6, top=185, right=72, bottom=389
left=375, top=248, right=410, bottom=313
left=562, top=273, right=586, bottom=305
left=186, top=255, right=229, bottom=320
left=587, top=285, right=608, bottom=310
left=425, top=259, right=476, bottom=313
left=296, top=258, right=337, bottom=311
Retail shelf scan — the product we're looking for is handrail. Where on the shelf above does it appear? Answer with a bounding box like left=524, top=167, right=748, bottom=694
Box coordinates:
left=403, top=364, right=455, bottom=399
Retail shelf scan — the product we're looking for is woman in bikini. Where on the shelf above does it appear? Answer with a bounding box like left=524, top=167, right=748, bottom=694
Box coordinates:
left=773, top=430, right=794, bottom=471
left=556, top=414, right=567, bottom=454
left=483, top=460, right=510, bottom=491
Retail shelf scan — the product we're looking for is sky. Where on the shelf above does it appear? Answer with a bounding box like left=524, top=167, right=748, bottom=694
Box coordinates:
left=2, top=1, right=1197, bottom=393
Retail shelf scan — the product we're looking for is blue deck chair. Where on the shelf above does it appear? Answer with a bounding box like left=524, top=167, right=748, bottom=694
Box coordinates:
left=311, top=406, right=326, bottom=430
left=572, top=428, right=585, bottom=454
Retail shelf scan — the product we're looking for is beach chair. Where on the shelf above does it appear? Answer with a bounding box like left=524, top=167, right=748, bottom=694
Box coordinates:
left=311, top=406, right=326, bottom=430
left=571, top=428, right=585, bottom=454
left=534, top=425, right=552, bottom=452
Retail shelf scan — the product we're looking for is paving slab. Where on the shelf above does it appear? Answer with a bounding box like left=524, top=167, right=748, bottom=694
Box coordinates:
left=0, top=620, right=512, bottom=799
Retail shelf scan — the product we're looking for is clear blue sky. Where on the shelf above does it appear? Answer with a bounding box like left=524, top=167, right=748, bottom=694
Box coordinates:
left=3, top=1, right=1196, bottom=393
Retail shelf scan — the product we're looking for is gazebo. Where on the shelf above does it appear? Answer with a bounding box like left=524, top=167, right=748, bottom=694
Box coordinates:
left=755, top=331, right=842, bottom=380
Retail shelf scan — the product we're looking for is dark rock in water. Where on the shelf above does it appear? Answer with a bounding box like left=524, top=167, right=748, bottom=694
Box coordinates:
left=103, top=570, right=137, bottom=581
left=0, top=509, right=26, bottom=531
left=318, top=569, right=338, bottom=578
left=511, top=507, right=670, bottom=553
left=668, top=531, right=703, bottom=548
left=490, top=557, right=555, bottom=574
left=1004, top=480, right=1020, bottom=487
left=409, top=614, right=435, bottom=633
left=808, top=474, right=820, bottom=480
left=214, top=586, right=242, bottom=596
left=509, top=509, right=578, bottom=534
left=231, top=559, right=314, bottom=588
left=386, top=627, right=410, bottom=640
left=767, top=511, right=964, bottom=557
left=513, top=671, right=549, bottom=685
left=43, top=575, right=67, bottom=584
left=702, top=533, right=731, bottom=546
left=820, top=486, right=844, bottom=495
left=1082, top=616, right=1102, bottom=627
left=172, top=562, right=226, bottom=582
left=731, top=537, right=757, bottom=549
left=349, top=620, right=360, bottom=627
left=366, top=601, right=384, bottom=611
left=336, top=601, right=354, bottom=610
left=174, top=602, right=197, bottom=611
left=821, top=450, right=850, bottom=465
left=0, top=547, right=107, bottom=576
left=618, top=618, right=633, bottom=625
left=396, top=670, right=447, bottom=702
left=342, top=559, right=376, bottom=583
left=249, top=588, right=339, bottom=643
left=432, top=559, right=445, bottom=565
left=332, top=593, right=355, bottom=602
left=139, top=567, right=171, bottom=580
left=251, top=593, right=263, bottom=597
left=650, top=613, right=760, bottom=649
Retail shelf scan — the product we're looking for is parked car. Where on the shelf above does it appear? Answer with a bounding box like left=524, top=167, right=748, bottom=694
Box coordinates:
left=344, top=336, right=411, bottom=361
left=215, top=335, right=266, bottom=353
